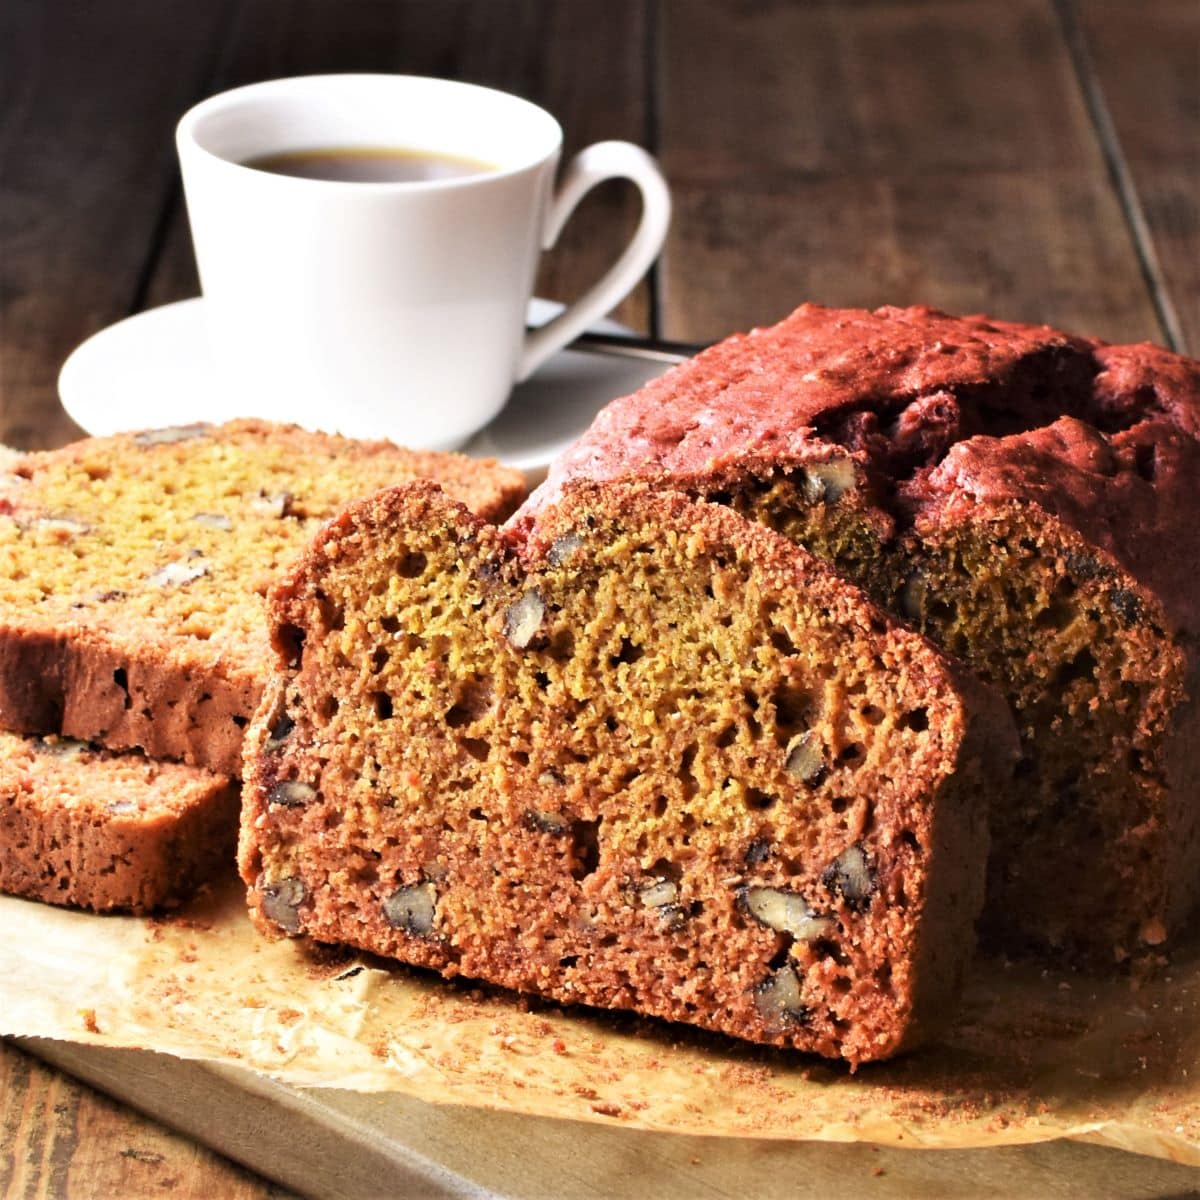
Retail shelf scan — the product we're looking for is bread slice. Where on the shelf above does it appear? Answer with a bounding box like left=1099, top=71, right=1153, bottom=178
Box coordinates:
left=0, top=731, right=237, bottom=912
left=240, top=481, right=1015, bottom=1064
left=517, top=304, right=1200, bottom=964
left=0, top=420, right=525, bottom=774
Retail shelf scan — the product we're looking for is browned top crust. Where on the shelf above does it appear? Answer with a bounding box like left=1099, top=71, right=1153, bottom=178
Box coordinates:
left=516, top=304, right=1200, bottom=635
left=914, top=416, right=1200, bottom=636
left=519, top=305, right=1092, bottom=494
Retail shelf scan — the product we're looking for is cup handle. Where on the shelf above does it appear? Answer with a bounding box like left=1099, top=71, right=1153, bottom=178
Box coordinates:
left=517, top=141, right=671, bottom=381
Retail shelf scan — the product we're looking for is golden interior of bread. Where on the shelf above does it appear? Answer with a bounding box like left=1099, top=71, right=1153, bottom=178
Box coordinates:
left=0, top=421, right=524, bottom=658
left=242, top=483, right=995, bottom=1064
left=727, top=468, right=1186, bottom=960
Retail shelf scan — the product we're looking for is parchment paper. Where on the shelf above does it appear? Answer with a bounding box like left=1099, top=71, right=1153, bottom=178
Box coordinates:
left=3, top=870, right=1199, bottom=1165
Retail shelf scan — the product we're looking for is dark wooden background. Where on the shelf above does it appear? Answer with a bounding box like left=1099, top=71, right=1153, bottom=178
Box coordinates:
left=2, top=0, right=1198, bottom=1195
left=4, top=0, right=1197, bottom=456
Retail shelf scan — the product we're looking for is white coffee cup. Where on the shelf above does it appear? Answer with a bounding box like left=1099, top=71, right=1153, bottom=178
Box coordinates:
left=176, top=74, right=670, bottom=449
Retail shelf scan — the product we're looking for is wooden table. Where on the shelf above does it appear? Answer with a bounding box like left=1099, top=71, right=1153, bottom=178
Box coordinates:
left=2, top=1, right=1198, bottom=1195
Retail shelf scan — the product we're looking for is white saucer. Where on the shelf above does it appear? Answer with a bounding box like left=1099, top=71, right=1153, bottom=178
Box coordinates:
left=58, top=298, right=678, bottom=474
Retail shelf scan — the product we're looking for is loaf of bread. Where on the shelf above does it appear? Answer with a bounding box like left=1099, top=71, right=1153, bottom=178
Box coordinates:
left=0, top=731, right=237, bottom=912
left=0, top=421, right=525, bottom=774
left=517, top=303, right=1200, bottom=963
left=240, top=480, right=1016, bottom=1064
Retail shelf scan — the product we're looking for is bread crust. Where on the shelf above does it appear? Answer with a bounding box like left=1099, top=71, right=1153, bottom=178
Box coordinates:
left=0, top=732, right=238, bottom=912
left=513, top=303, right=1200, bottom=961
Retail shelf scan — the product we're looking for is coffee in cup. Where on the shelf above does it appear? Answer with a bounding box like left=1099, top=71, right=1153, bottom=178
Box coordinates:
left=241, top=145, right=497, bottom=184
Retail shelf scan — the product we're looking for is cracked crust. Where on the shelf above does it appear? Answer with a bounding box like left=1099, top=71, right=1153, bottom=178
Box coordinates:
left=513, top=303, right=1200, bottom=962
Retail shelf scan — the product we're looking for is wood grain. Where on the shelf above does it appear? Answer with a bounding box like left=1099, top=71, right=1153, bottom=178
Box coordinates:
left=657, top=0, right=1164, bottom=345
left=144, top=0, right=652, bottom=332
left=22, top=1040, right=1200, bottom=1200
left=1074, top=0, right=1200, bottom=353
left=0, top=0, right=235, bottom=451
left=0, top=1040, right=291, bottom=1200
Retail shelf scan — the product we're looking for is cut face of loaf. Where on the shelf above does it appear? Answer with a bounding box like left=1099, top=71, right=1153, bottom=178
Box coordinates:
left=0, top=420, right=525, bottom=774
left=241, top=482, right=1014, bottom=1065
left=517, top=304, right=1200, bottom=964
left=710, top=430, right=1192, bottom=961
left=0, top=732, right=237, bottom=912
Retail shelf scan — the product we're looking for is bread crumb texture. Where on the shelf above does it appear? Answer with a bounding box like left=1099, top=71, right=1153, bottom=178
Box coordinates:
left=0, top=420, right=525, bottom=772
left=0, top=731, right=237, bottom=912
left=519, top=303, right=1200, bottom=965
left=242, top=481, right=1008, bottom=1064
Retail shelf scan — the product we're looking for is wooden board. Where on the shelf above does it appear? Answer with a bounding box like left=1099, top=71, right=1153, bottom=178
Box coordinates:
left=0, top=1041, right=285, bottom=1199
left=656, top=0, right=1165, bottom=345
left=17, top=1038, right=1200, bottom=1200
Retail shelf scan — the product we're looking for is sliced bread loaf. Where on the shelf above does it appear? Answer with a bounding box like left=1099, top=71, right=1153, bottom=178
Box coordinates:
left=0, top=420, right=525, bottom=774
left=0, top=732, right=237, bottom=912
left=241, top=481, right=1015, bottom=1064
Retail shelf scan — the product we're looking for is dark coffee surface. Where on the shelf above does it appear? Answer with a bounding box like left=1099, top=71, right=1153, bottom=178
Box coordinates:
left=241, top=146, right=496, bottom=183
